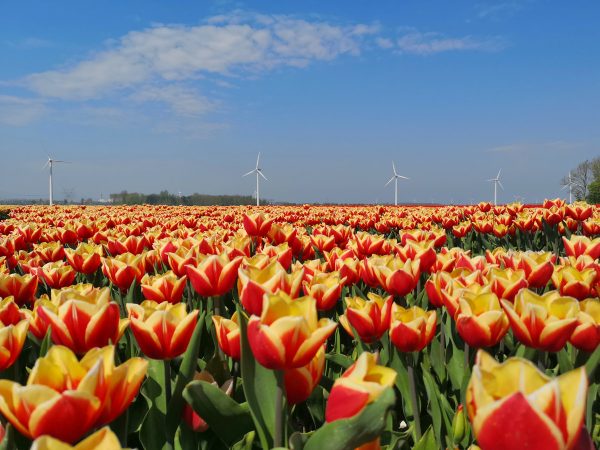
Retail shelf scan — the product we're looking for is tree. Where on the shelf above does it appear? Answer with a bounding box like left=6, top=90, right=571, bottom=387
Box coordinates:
left=587, top=180, right=600, bottom=204
left=563, top=160, right=592, bottom=201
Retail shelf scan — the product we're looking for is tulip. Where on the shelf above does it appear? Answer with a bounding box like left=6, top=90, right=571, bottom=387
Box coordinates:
left=302, top=271, right=345, bottom=311
left=551, top=266, right=597, bottom=300
left=501, top=289, right=579, bottom=351
left=259, top=243, right=293, bottom=270
left=441, top=274, right=490, bottom=319
left=0, top=296, right=30, bottom=325
left=467, top=350, right=589, bottom=450
left=0, top=319, right=28, bottom=370
left=212, top=312, right=241, bottom=360
left=569, top=299, right=599, bottom=352
left=31, top=427, right=123, bottom=450
left=514, top=251, right=556, bottom=288
left=334, top=257, right=361, bottom=286
left=0, top=273, right=38, bottom=306
left=140, top=271, right=187, bottom=304
left=354, top=231, right=385, bottom=257
left=247, top=292, right=337, bottom=370
left=128, top=300, right=199, bottom=359
left=486, top=267, right=527, bottom=302
left=389, top=304, right=436, bottom=352
left=167, top=246, right=197, bottom=277
left=565, top=201, right=593, bottom=221
left=455, top=292, right=509, bottom=348
left=33, top=241, right=65, bottom=263
left=36, top=261, right=77, bottom=289
left=284, top=346, right=325, bottom=405
left=101, top=253, right=146, bottom=291
left=64, top=243, right=103, bottom=275
left=562, top=235, right=600, bottom=259
left=0, top=345, right=146, bottom=442
left=339, top=293, right=393, bottom=344
left=374, top=257, right=420, bottom=298
left=38, top=288, right=128, bottom=354
left=243, top=213, right=273, bottom=237
left=325, top=352, right=396, bottom=422
left=186, top=253, right=242, bottom=297
left=237, top=261, right=303, bottom=316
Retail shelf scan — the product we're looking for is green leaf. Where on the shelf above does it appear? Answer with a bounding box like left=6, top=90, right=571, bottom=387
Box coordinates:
left=231, top=431, right=256, bottom=450
left=166, top=311, right=206, bottom=441
left=325, top=353, right=354, bottom=369
left=140, top=359, right=169, bottom=450
left=39, top=326, right=52, bottom=357
left=0, top=423, right=15, bottom=450
left=183, top=380, right=254, bottom=447
left=557, top=347, right=574, bottom=374
left=412, top=426, right=437, bottom=450
left=584, top=344, right=600, bottom=379
left=303, top=388, right=395, bottom=450
left=237, top=305, right=278, bottom=449
left=421, top=368, right=448, bottom=445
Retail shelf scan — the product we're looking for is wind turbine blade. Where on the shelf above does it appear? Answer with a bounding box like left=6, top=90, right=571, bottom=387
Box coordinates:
left=242, top=169, right=256, bottom=177
left=398, top=175, right=410, bottom=180
left=256, top=152, right=261, bottom=169
left=53, top=160, right=71, bottom=163
left=498, top=180, right=505, bottom=191
left=486, top=178, right=495, bottom=182
left=42, top=161, right=49, bottom=170
left=384, top=176, right=395, bottom=187
left=561, top=184, right=569, bottom=190
left=392, top=161, right=397, bottom=175
left=259, top=171, right=268, bottom=181
left=497, top=168, right=502, bottom=179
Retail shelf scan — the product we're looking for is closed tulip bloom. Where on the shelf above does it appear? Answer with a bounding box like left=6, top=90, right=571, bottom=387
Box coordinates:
left=212, top=312, right=241, bottom=360
left=455, top=292, right=509, bottom=348
left=354, top=232, right=385, bottom=257
left=339, top=293, right=393, bottom=344
left=501, top=290, right=579, bottom=352
left=551, top=266, right=597, bottom=300
left=0, top=273, right=38, bottom=306
left=237, top=261, right=303, bottom=316
left=334, top=257, right=361, bottom=286
left=140, top=271, right=187, bottom=304
left=467, top=350, right=589, bottom=450
left=374, top=257, right=420, bottom=298
left=33, top=241, right=65, bottom=263
left=325, top=352, right=396, bottom=422
left=64, top=243, right=103, bottom=275
left=569, top=299, right=599, bottom=352
left=247, top=292, right=337, bottom=370
left=167, top=247, right=197, bottom=277
left=284, top=346, right=325, bottom=405
left=562, top=235, right=600, bottom=259
left=259, top=243, right=293, bottom=270
left=36, top=261, right=77, bottom=289
left=302, top=271, right=345, bottom=311
left=486, top=267, right=528, bottom=302
left=243, top=213, right=273, bottom=237
left=128, top=300, right=199, bottom=359
left=516, top=251, right=556, bottom=288
left=0, top=296, right=29, bottom=325
left=441, top=276, right=490, bottom=319
left=186, top=253, right=242, bottom=297
left=38, top=288, right=128, bottom=354
left=0, top=345, right=146, bottom=443
left=102, top=253, right=146, bottom=291
left=31, top=427, right=124, bottom=450
left=0, top=319, right=28, bottom=370
left=389, top=304, right=436, bottom=352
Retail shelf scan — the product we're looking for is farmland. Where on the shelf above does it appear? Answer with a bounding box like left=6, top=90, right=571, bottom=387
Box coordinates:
left=0, top=201, right=598, bottom=450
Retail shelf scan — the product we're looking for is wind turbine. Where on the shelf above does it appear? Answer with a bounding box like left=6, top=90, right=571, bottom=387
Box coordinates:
left=384, top=161, right=409, bottom=206
left=242, top=153, right=268, bottom=206
left=487, top=169, right=504, bottom=206
left=43, top=156, right=70, bottom=206
left=561, top=171, right=573, bottom=203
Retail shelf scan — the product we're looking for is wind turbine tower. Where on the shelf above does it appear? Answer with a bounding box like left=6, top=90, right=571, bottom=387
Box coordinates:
left=43, top=156, right=70, bottom=206
left=487, top=169, right=504, bottom=206
left=242, top=153, right=268, bottom=206
left=384, top=161, right=409, bottom=206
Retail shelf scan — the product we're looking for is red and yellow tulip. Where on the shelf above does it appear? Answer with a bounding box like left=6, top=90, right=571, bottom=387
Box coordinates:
left=455, top=292, right=509, bottom=348
left=284, top=346, right=325, bottom=405
left=140, top=271, right=187, bottom=304
left=569, top=299, right=599, bottom=352
left=64, top=243, right=103, bottom=275
left=389, top=304, right=436, bottom=352
left=339, top=293, right=393, bottom=344
left=212, top=312, right=241, bottom=360
left=186, top=252, right=242, bottom=297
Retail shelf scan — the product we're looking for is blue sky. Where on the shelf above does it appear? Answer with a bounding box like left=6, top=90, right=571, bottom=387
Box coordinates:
left=1, top=0, right=599, bottom=204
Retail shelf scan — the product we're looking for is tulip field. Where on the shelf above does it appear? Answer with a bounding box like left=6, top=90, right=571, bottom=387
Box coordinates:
left=0, top=200, right=599, bottom=450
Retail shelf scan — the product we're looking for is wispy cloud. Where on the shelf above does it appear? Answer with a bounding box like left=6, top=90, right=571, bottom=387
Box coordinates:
left=476, top=1, right=525, bottom=19
left=23, top=13, right=378, bottom=101
left=0, top=95, right=47, bottom=126
left=486, top=141, right=585, bottom=154
left=130, top=85, right=216, bottom=117
left=392, top=29, right=506, bottom=55
left=4, top=37, right=54, bottom=49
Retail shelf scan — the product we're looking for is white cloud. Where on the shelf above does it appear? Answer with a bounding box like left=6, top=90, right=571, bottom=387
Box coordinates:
left=130, top=85, right=215, bottom=116
left=0, top=95, right=47, bottom=126
left=375, top=37, right=394, bottom=49
left=476, top=2, right=524, bottom=19
left=23, top=13, right=378, bottom=101
left=394, top=30, right=506, bottom=55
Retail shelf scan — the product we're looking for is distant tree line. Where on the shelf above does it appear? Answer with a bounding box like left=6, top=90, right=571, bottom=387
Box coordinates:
left=109, top=190, right=268, bottom=206
left=563, top=157, right=600, bottom=203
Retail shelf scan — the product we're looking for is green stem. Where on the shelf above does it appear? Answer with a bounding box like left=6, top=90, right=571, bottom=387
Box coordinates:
left=274, top=369, right=286, bottom=448
left=407, top=354, right=421, bottom=441
left=164, top=359, right=172, bottom=406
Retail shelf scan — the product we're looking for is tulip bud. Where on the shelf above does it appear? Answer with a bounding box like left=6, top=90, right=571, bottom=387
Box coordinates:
left=451, top=404, right=466, bottom=445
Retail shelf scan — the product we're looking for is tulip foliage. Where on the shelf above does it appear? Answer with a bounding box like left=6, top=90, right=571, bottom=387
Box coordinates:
left=0, top=201, right=598, bottom=450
